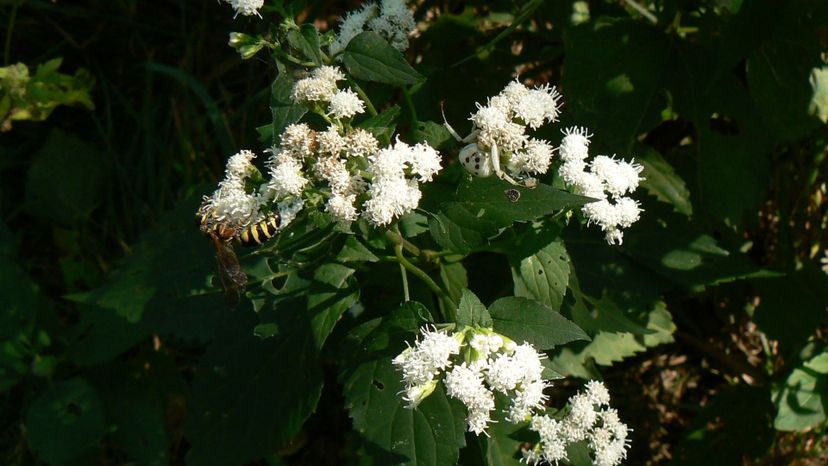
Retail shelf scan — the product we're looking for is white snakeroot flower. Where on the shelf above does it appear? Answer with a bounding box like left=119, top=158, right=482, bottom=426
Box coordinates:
left=326, top=193, right=358, bottom=222
left=513, top=85, right=561, bottom=130
left=292, top=66, right=344, bottom=104
left=316, top=126, right=346, bottom=157
left=445, top=363, right=495, bottom=435
left=512, top=343, right=545, bottom=383
left=392, top=327, right=461, bottom=388
left=330, top=3, right=380, bottom=56
left=525, top=381, right=629, bottom=466
left=559, top=127, right=591, bottom=162
left=590, top=155, right=643, bottom=197
left=508, top=379, right=549, bottom=423
left=585, top=380, right=611, bottom=406
left=265, top=153, right=308, bottom=199
left=486, top=353, right=523, bottom=392
left=557, top=127, right=643, bottom=244
left=403, top=379, right=437, bottom=409
left=346, top=129, right=380, bottom=158
left=225, top=149, right=256, bottom=180
left=328, top=88, right=366, bottom=119
left=330, top=0, right=415, bottom=55
left=223, top=0, right=264, bottom=18
left=363, top=176, right=421, bottom=226
left=279, top=123, right=315, bottom=158
left=509, top=138, right=554, bottom=175
left=404, top=142, right=443, bottom=182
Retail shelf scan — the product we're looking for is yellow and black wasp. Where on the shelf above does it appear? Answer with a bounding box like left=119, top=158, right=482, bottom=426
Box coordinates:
left=197, top=204, right=281, bottom=307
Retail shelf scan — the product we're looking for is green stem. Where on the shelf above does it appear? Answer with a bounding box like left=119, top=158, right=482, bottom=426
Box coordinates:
left=396, top=243, right=410, bottom=302
left=388, top=227, right=456, bottom=315
left=348, top=79, right=378, bottom=116
left=402, top=85, right=418, bottom=129
left=4, top=1, right=20, bottom=66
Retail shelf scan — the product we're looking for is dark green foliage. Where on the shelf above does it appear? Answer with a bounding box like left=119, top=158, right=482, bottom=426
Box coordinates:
left=2, top=1, right=828, bottom=465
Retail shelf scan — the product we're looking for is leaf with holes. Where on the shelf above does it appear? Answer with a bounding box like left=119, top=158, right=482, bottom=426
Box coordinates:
left=340, top=302, right=466, bottom=466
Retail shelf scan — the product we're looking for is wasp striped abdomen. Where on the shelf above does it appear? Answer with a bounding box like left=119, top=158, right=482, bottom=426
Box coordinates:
left=237, top=214, right=281, bottom=246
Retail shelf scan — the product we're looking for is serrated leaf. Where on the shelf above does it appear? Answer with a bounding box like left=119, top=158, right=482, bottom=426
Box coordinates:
left=428, top=207, right=491, bottom=255
left=440, top=259, right=468, bottom=309
left=510, top=241, right=570, bottom=311
left=185, top=305, right=323, bottom=466
left=456, top=289, right=492, bottom=328
left=456, top=177, right=592, bottom=228
left=340, top=302, right=466, bottom=466
left=342, top=31, right=424, bottom=85
left=287, top=24, right=322, bottom=65
left=337, top=236, right=380, bottom=263
left=489, top=297, right=588, bottom=350
left=26, top=378, right=106, bottom=465
left=414, top=120, right=453, bottom=149
left=357, top=104, right=400, bottom=145
left=774, top=351, right=828, bottom=431
left=635, top=146, right=692, bottom=216
left=68, top=198, right=224, bottom=341
left=307, top=263, right=358, bottom=348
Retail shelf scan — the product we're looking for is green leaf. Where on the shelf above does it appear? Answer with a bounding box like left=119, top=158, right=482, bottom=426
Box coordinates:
left=271, top=74, right=308, bottom=145
left=774, top=351, right=828, bottom=431
left=307, top=262, right=358, bottom=348
left=357, top=104, right=400, bottom=145
left=343, top=31, right=424, bottom=85
left=337, top=236, right=380, bottom=263
left=440, top=259, right=468, bottom=310
left=456, top=289, right=492, bottom=328
left=510, top=241, right=570, bottom=311
left=287, top=24, right=323, bottom=65
left=26, top=378, right=106, bottom=465
left=635, top=145, right=692, bottom=216
left=562, top=18, right=671, bottom=150
left=455, top=177, right=592, bottom=228
left=340, top=302, right=466, bottom=466
left=69, top=198, right=225, bottom=340
left=428, top=204, right=495, bottom=255
left=414, top=120, right=454, bottom=150
left=185, top=304, right=323, bottom=466
left=483, top=393, right=526, bottom=466
left=24, top=129, right=104, bottom=226
left=489, top=297, right=588, bottom=350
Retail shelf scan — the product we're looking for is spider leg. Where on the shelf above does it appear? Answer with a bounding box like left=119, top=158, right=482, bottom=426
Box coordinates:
left=441, top=102, right=464, bottom=143
left=490, top=142, right=522, bottom=186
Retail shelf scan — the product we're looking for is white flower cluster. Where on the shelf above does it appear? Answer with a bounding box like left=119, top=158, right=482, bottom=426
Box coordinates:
left=220, top=0, right=264, bottom=18
left=292, top=66, right=366, bottom=120
left=523, top=381, right=630, bottom=466
left=199, top=148, right=304, bottom=232
left=393, top=327, right=550, bottom=435
left=363, top=139, right=442, bottom=226
left=204, top=65, right=440, bottom=228
left=330, top=0, right=416, bottom=55
left=558, top=127, right=644, bottom=245
left=457, top=80, right=561, bottom=181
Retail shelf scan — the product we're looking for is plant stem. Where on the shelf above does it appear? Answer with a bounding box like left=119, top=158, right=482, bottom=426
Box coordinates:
left=348, top=79, right=378, bottom=116
left=4, top=0, right=20, bottom=66
left=396, top=243, right=410, bottom=302
left=388, top=227, right=457, bottom=313
left=402, top=85, right=418, bottom=129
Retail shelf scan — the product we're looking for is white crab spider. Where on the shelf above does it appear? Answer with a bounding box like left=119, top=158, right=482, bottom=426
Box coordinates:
left=442, top=107, right=535, bottom=187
